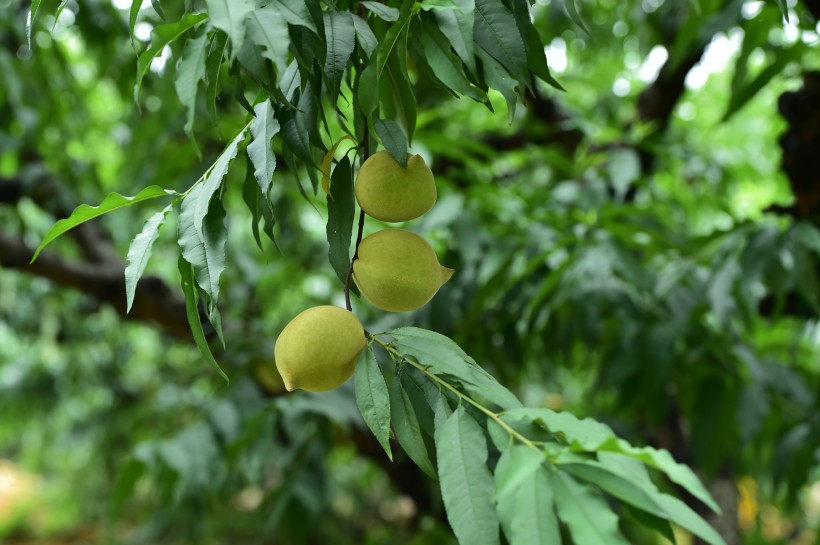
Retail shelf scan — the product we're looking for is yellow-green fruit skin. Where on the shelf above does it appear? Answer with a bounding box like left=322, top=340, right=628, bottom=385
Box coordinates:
left=274, top=306, right=366, bottom=392
left=353, top=229, right=454, bottom=312
left=355, top=151, right=436, bottom=222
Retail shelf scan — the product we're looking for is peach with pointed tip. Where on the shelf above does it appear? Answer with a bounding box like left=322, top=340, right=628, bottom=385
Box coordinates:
left=355, top=151, right=436, bottom=222
left=353, top=229, right=454, bottom=313
left=274, top=306, right=366, bottom=392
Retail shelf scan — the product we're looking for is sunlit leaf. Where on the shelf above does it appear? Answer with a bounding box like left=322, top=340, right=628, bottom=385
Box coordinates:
left=175, top=31, right=209, bottom=145
left=27, top=0, right=43, bottom=48
left=31, top=186, right=177, bottom=262
left=247, top=100, right=280, bottom=196
left=129, top=0, right=141, bottom=47
left=193, top=125, right=248, bottom=240
left=205, top=30, right=228, bottom=118
left=246, top=4, right=290, bottom=77
left=204, top=0, right=253, bottom=58
left=178, top=184, right=228, bottom=312
left=125, top=203, right=174, bottom=313
left=135, top=13, right=209, bottom=101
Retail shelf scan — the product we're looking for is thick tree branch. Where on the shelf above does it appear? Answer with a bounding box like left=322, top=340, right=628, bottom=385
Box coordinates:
left=637, top=51, right=705, bottom=130
left=1, top=176, right=121, bottom=264
left=0, top=231, right=192, bottom=338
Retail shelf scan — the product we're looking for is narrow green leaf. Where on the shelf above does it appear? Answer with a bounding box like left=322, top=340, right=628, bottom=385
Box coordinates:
left=271, top=0, right=318, bottom=33
left=425, top=0, right=477, bottom=75
left=474, top=0, right=529, bottom=85
left=625, top=505, right=677, bottom=544
left=175, top=31, right=209, bottom=143
left=352, top=15, right=378, bottom=58
left=561, top=461, right=668, bottom=517
left=51, top=0, right=69, bottom=32
left=564, top=0, right=591, bottom=36
left=419, top=18, right=486, bottom=101
left=433, top=384, right=453, bottom=432
left=775, top=0, right=789, bottom=22
left=511, top=1, right=564, bottom=90
left=496, top=457, right=561, bottom=545
left=135, top=13, right=208, bottom=101
left=354, top=347, right=393, bottom=460
left=391, top=328, right=522, bottom=411
left=246, top=5, right=290, bottom=77
left=178, top=255, right=229, bottom=383
left=241, top=157, right=265, bottom=252
left=494, top=445, right=546, bottom=500
left=205, top=30, right=228, bottom=118
left=374, top=120, right=408, bottom=168
left=129, top=0, right=141, bottom=47
left=593, top=452, right=725, bottom=545
left=401, top=370, right=437, bottom=438
left=655, top=494, right=728, bottom=545
left=358, top=9, right=410, bottom=116
left=361, top=1, right=400, bottom=21
left=383, top=54, right=418, bottom=143
left=323, top=12, right=356, bottom=103
left=247, top=100, right=280, bottom=196
left=476, top=47, right=518, bottom=122
left=279, top=60, right=302, bottom=102
left=27, top=0, right=43, bottom=48
left=178, top=184, right=228, bottom=310
left=358, top=63, right=379, bottom=115
left=194, top=126, right=248, bottom=240
left=502, top=407, right=615, bottom=448
left=201, top=199, right=228, bottom=308
left=31, top=186, right=176, bottom=263
left=151, top=0, right=165, bottom=20
left=125, top=203, right=174, bottom=313
left=437, top=405, right=500, bottom=545
left=326, top=156, right=354, bottom=285
left=280, top=96, right=316, bottom=167
left=390, top=375, right=436, bottom=477
left=550, top=471, right=631, bottom=545
left=594, top=437, right=720, bottom=513
left=204, top=0, right=254, bottom=57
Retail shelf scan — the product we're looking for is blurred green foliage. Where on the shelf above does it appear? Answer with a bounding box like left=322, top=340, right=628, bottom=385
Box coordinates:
left=0, top=0, right=819, bottom=544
